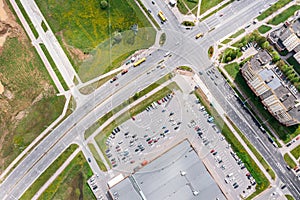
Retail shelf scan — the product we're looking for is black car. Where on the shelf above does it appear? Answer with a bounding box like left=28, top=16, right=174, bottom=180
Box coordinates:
left=88, top=158, right=91, bottom=162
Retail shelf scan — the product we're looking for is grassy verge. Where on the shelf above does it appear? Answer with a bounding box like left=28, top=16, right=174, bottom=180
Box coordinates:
left=194, top=89, right=269, bottom=199
left=20, top=144, right=79, bottom=200
left=257, top=0, right=291, bottom=21
left=95, top=82, right=180, bottom=156
left=84, top=73, right=175, bottom=139
left=201, top=0, right=234, bottom=21
left=200, top=0, right=224, bottom=14
left=291, top=145, right=300, bottom=160
left=268, top=5, right=300, bottom=25
left=221, top=38, right=232, bottom=44
left=230, top=29, right=245, bottom=38
left=79, top=70, right=121, bottom=95
left=38, top=151, right=94, bottom=200
left=258, top=25, right=272, bottom=34
left=87, top=143, right=108, bottom=171
left=39, top=44, right=68, bottom=90
left=224, top=62, right=239, bottom=78
left=226, top=117, right=276, bottom=180
left=15, top=0, right=38, bottom=38
left=284, top=153, right=297, bottom=168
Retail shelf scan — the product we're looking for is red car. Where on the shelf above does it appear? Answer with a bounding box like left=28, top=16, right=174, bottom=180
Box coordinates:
left=210, top=149, right=215, bottom=153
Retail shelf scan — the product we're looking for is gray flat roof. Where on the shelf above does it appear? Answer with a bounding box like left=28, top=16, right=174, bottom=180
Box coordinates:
left=110, top=140, right=226, bottom=200
left=258, top=69, right=281, bottom=90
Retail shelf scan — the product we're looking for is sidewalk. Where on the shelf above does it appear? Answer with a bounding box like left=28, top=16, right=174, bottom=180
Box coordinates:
left=31, top=148, right=80, bottom=200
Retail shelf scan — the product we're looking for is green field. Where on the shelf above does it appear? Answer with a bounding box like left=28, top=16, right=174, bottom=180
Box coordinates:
left=200, top=0, right=233, bottom=20
left=20, top=144, right=79, bottom=200
left=268, top=5, right=300, bottom=25
left=38, top=152, right=94, bottom=200
left=35, top=0, right=156, bottom=82
left=285, top=194, right=295, bottom=200
left=224, top=62, right=240, bottom=78
left=284, top=153, right=297, bottom=168
left=0, top=36, right=65, bottom=173
left=200, top=0, right=224, bottom=14
left=258, top=25, right=272, bottom=34
left=183, top=0, right=198, bottom=11
left=257, top=0, right=291, bottom=21
left=291, top=145, right=300, bottom=160
left=222, top=38, right=232, bottom=44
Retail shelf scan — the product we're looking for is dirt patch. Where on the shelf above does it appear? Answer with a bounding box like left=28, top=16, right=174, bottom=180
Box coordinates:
left=0, top=81, right=3, bottom=94
left=57, top=31, right=90, bottom=62
left=0, top=0, right=24, bottom=52
left=0, top=0, right=8, bottom=21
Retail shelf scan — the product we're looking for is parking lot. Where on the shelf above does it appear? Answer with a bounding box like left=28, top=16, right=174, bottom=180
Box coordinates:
left=104, top=79, right=257, bottom=199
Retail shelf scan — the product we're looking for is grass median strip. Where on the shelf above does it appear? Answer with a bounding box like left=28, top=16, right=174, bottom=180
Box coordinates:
left=20, top=144, right=79, bottom=200
left=95, top=82, right=180, bottom=156
left=39, top=44, right=68, bottom=91
left=284, top=153, right=297, bottom=168
left=38, top=151, right=94, bottom=200
left=88, top=143, right=108, bottom=171
left=194, top=89, right=270, bottom=200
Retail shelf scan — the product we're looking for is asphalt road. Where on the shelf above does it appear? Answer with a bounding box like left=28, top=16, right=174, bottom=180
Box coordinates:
left=2, top=0, right=299, bottom=199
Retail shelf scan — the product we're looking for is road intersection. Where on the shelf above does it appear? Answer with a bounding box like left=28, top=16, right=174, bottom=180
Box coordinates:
left=1, top=0, right=300, bottom=199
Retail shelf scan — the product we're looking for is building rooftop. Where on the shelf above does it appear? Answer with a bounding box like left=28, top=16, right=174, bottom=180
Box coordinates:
left=109, top=140, right=226, bottom=200
left=241, top=50, right=300, bottom=126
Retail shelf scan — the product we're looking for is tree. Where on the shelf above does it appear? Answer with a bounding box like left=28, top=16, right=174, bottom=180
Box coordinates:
left=100, top=0, right=108, bottom=9
left=271, top=51, right=280, bottom=62
left=261, top=41, right=270, bottom=49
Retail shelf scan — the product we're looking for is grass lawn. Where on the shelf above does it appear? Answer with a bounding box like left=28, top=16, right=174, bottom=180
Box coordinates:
left=88, top=143, right=108, bottom=171
left=257, top=0, right=291, bottom=21
left=182, top=0, right=198, bottom=11
left=200, top=0, right=224, bottom=14
left=35, top=0, right=156, bottom=82
left=194, top=89, right=269, bottom=199
left=20, top=144, right=78, bottom=200
left=291, top=145, right=300, bottom=160
left=258, top=25, right=272, bottom=34
left=38, top=151, right=94, bottom=200
left=268, top=5, right=300, bottom=25
left=284, top=153, right=297, bottom=168
left=224, top=62, right=239, bottom=78
left=95, top=82, right=180, bottom=157
left=0, top=36, right=66, bottom=173
left=177, top=0, right=189, bottom=14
